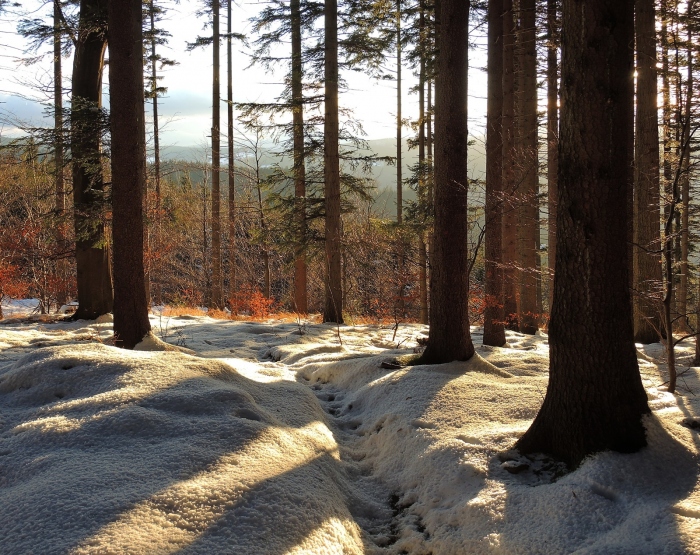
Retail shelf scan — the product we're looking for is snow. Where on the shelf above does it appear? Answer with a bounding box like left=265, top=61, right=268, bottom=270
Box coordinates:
left=0, top=312, right=699, bottom=554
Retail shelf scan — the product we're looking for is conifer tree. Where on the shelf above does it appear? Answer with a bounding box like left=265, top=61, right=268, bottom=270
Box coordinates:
left=516, top=0, right=649, bottom=467
left=419, top=0, right=475, bottom=364
left=71, top=0, right=113, bottom=319
left=109, top=0, right=151, bottom=348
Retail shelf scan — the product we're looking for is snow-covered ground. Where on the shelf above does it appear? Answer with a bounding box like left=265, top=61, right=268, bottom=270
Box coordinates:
left=0, top=307, right=698, bottom=554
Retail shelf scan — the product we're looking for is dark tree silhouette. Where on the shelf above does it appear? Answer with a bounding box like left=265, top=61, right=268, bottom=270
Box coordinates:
left=516, top=0, right=650, bottom=467
left=109, top=0, right=151, bottom=348
left=633, top=0, right=662, bottom=344
left=323, top=0, right=343, bottom=323
left=71, top=0, right=113, bottom=319
left=419, top=0, right=474, bottom=364
left=483, top=0, right=506, bottom=347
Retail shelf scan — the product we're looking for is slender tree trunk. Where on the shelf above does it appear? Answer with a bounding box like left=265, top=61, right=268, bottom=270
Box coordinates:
left=324, top=0, right=343, bottom=323
left=516, top=0, right=649, bottom=468
left=291, top=0, right=307, bottom=313
left=546, top=0, right=558, bottom=312
left=54, top=0, right=68, bottom=307
left=420, top=0, right=474, bottom=364
left=211, top=0, right=222, bottom=308
left=418, top=2, right=428, bottom=325
left=147, top=1, right=159, bottom=306
left=633, top=0, right=662, bottom=343
left=483, top=0, right=506, bottom=346
left=228, top=0, right=237, bottom=304
left=517, top=0, right=539, bottom=334
left=109, top=0, right=151, bottom=348
left=502, top=0, right=518, bottom=330
left=396, top=2, right=402, bottom=224
left=661, top=0, right=674, bottom=318
left=72, top=0, right=113, bottom=320
left=677, top=4, right=693, bottom=331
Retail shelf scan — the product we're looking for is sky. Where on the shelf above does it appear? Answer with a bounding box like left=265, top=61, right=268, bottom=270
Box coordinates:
left=0, top=0, right=489, bottom=149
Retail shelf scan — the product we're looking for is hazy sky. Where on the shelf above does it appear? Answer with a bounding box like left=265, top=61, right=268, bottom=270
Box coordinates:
left=0, top=0, right=489, bottom=148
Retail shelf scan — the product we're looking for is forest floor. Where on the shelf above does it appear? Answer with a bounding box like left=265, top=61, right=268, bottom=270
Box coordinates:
left=0, top=301, right=699, bottom=554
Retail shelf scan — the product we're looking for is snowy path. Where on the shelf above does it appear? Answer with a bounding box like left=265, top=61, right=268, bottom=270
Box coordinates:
left=0, top=312, right=699, bottom=554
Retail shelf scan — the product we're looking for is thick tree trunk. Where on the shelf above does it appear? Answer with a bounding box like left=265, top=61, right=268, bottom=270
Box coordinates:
left=210, top=0, right=223, bottom=309
left=291, top=0, right=307, bottom=313
left=419, top=0, right=474, bottom=364
left=516, top=0, right=650, bottom=468
left=501, top=0, right=518, bottom=330
left=517, top=0, right=539, bottom=334
left=483, top=0, right=505, bottom=347
left=546, top=0, right=558, bottom=312
left=109, top=0, right=152, bottom=349
left=71, top=0, right=113, bottom=320
left=228, top=0, right=236, bottom=304
left=323, top=0, right=343, bottom=323
left=633, top=0, right=662, bottom=344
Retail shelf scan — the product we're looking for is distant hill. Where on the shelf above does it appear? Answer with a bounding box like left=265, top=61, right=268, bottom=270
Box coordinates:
left=157, top=137, right=487, bottom=218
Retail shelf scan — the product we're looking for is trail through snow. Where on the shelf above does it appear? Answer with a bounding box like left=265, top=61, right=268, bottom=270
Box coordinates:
left=0, top=305, right=699, bottom=554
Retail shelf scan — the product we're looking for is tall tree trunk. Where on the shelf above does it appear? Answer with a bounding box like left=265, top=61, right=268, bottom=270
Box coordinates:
left=291, top=0, right=307, bottom=313
left=211, top=0, right=223, bottom=308
left=109, top=0, right=151, bottom=348
left=396, top=0, right=402, bottom=224
left=677, top=3, right=693, bottom=331
left=148, top=0, right=159, bottom=306
left=517, top=0, right=539, bottom=334
left=419, top=0, right=474, bottom=364
left=418, top=1, right=428, bottom=325
left=54, top=0, right=68, bottom=307
left=516, top=0, right=649, bottom=468
left=72, top=0, right=113, bottom=320
left=483, top=0, right=506, bottom=346
left=323, top=0, right=343, bottom=323
left=228, top=0, right=237, bottom=304
left=546, top=0, right=558, bottom=312
left=634, top=0, right=662, bottom=343
left=501, top=0, right=518, bottom=330
left=661, top=0, right=674, bottom=317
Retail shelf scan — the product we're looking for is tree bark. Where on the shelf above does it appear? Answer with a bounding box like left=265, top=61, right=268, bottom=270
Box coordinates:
left=323, top=0, right=343, bottom=323
left=501, top=0, right=518, bottom=330
left=71, top=0, right=113, bottom=320
left=677, top=3, right=693, bottom=332
left=633, top=0, right=662, bottom=344
left=546, top=0, right=558, bottom=312
left=109, top=0, right=152, bottom=348
left=418, top=0, right=428, bottom=325
left=516, top=0, right=650, bottom=468
left=517, top=0, right=539, bottom=334
left=291, top=0, right=307, bottom=313
left=396, top=0, right=402, bottom=225
left=419, top=0, right=474, bottom=364
left=211, top=0, right=222, bottom=308
left=228, top=0, right=237, bottom=304
left=54, top=0, right=68, bottom=308
left=483, top=0, right=506, bottom=347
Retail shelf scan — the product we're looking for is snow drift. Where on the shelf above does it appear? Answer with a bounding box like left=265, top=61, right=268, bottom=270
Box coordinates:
left=0, top=313, right=698, bottom=554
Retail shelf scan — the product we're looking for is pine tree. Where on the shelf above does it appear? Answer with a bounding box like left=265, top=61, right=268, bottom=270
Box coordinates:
left=418, top=0, right=475, bottom=364
left=71, top=0, right=113, bottom=319
left=324, top=0, right=343, bottom=323
left=109, top=0, right=151, bottom=348
left=633, top=0, right=662, bottom=344
left=516, top=0, right=650, bottom=468
left=483, top=0, right=506, bottom=346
